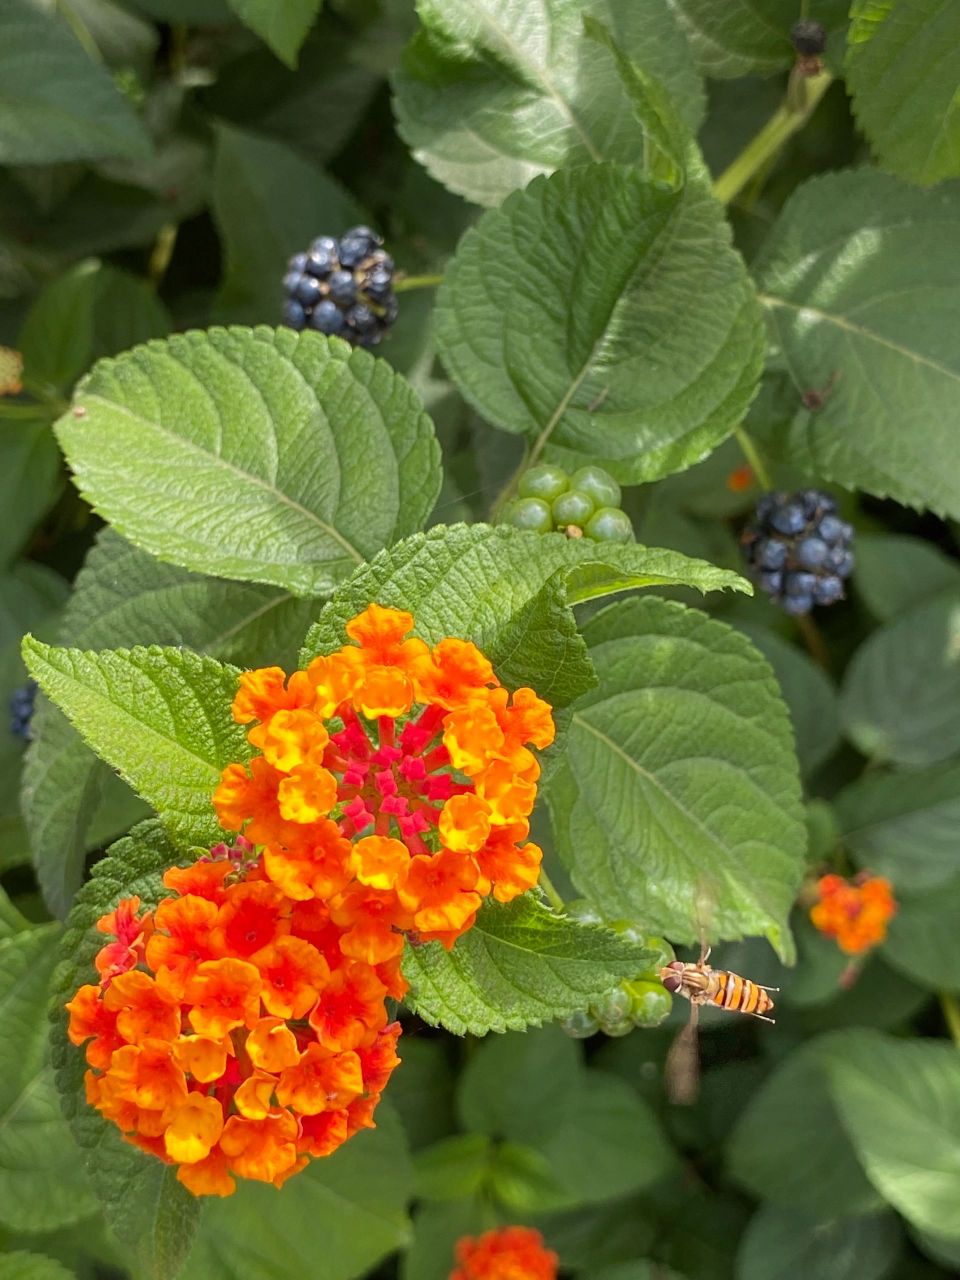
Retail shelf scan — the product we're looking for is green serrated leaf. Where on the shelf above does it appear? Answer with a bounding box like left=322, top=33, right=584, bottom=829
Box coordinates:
left=754, top=170, right=960, bottom=517
left=180, top=1104, right=412, bottom=1280
left=402, top=893, right=656, bottom=1035
left=547, top=597, right=805, bottom=960
left=23, top=527, right=322, bottom=916
left=854, top=533, right=960, bottom=621
left=211, top=124, right=363, bottom=324
left=736, top=1204, right=902, bottom=1280
left=0, top=925, right=97, bottom=1233
left=226, top=0, right=322, bottom=67
left=434, top=164, right=764, bottom=484
left=300, top=524, right=749, bottom=697
left=840, top=590, right=960, bottom=767
left=0, top=0, right=153, bottom=165
left=54, top=326, right=441, bottom=595
left=727, top=1038, right=884, bottom=1219
left=50, top=821, right=200, bottom=1280
left=392, top=0, right=704, bottom=207
left=667, top=0, right=795, bottom=77
left=822, top=1031, right=960, bottom=1240
left=835, top=763, right=960, bottom=891
left=23, top=638, right=249, bottom=849
left=846, top=0, right=960, bottom=186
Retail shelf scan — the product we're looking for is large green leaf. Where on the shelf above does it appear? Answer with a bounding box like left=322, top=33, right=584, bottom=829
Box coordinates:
left=835, top=764, right=960, bottom=891
left=666, top=0, right=798, bottom=78
left=50, top=822, right=199, bottom=1280
left=854, top=533, right=960, bottom=621
left=393, top=0, right=704, bottom=207
left=0, top=0, right=152, bottom=165
left=226, top=0, right=322, bottom=67
left=882, top=872, right=960, bottom=992
left=23, top=527, right=323, bottom=915
left=434, top=164, right=763, bottom=484
left=0, top=926, right=96, bottom=1233
left=54, top=326, right=441, bottom=595
left=754, top=170, right=960, bottom=517
left=727, top=1039, right=884, bottom=1219
left=736, top=1205, right=901, bottom=1280
left=211, top=125, right=363, bottom=324
left=300, top=523, right=749, bottom=702
left=402, top=894, right=657, bottom=1035
left=23, top=639, right=249, bottom=849
left=181, top=1104, right=412, bottom=1280
left=840, top=590, right=960, bottom=767
left=547, top=598, right=805, bottom=959
left=846, top=0, right=960, bottom=186
left=823, top=1031, right=960, bottom=1240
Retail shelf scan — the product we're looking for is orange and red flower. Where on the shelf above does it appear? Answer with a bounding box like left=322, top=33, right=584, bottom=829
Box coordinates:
left=809, top=872, right=897, bottom=954
left=450, top=1226, right=558, bottom=1279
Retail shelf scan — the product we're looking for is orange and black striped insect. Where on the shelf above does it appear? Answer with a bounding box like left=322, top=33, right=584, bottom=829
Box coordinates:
left=660, top=945, right=778, bottom=1104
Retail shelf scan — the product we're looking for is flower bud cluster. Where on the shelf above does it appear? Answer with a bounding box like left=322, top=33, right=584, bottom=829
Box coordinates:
left=809, top=872, right=897, bottom=954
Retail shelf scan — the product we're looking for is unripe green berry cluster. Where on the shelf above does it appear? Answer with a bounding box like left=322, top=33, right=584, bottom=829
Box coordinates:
left=501, top=464, right=634, bottom=544
left=560, top=905, right=674, bottom=1038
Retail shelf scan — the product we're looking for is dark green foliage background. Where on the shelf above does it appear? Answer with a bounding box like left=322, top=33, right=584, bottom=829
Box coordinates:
left=2, top=2, right=960, bottom=1279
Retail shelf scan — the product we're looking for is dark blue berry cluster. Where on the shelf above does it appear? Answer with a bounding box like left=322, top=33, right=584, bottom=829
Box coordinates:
left=741, top=490, right=854, bottom=615
left=9, top=680, right=37, bottom=741
left=281, top=226, right=397, bottom=348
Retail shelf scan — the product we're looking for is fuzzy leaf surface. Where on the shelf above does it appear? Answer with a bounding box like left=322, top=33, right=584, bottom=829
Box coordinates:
left=301, top=523, right=749, bottom=706
left=0, top=925, right=96, bottom=1233
left=755, top=171, right=960, bottom=517
left=402, top=894, right=657, bottom=1035
left=434, top=164, right=763, bottom=484
left=54, top=326, right=441, bottom=595
left=226, top=0, right=323, bottom=67
left=0, top=0, right=152, bottom=164
left=547, top=598, right=805, bottom=959
left=50, top=822, right=199, bottom=1280
left=846, top=0, right=960, bottom=185
left=840, top=590, right=960, bottom=767
left=23, top=639, right=249, bottom=849
left=23, top=527, right=321, bottom=915
left=393, top=0, right=704, bottom=206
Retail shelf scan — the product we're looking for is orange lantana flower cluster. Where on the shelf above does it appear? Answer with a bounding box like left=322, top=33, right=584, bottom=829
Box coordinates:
left=810, top=872, right=897, bottom=954
left=67, top=842, right=402, bottom=1197
left=213, top=603, right=554, bottom=955
left=450, top=1227, right=558, bottom=1280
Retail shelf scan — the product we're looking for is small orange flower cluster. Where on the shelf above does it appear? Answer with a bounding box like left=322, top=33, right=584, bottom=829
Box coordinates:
left=450, top=1227, right=558, bottom=1280
left=213, top=603, right=554, bottom=955
left=67, top=843, right=402, bottom=1197
left=810, top=872, right=897, bottom=954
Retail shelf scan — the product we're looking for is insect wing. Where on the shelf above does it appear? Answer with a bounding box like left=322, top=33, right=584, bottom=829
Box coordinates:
left=665, top=999, right=700, bottom=1106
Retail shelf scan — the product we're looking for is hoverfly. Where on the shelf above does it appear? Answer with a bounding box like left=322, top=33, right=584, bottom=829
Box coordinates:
left=660, top=944, right=778, bottom=1105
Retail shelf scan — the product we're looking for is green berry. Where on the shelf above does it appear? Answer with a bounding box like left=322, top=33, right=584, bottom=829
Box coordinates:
left=590, top=983, right=631, bottom=1025
left=551, top=490, right=595, bottom=528
left=505, top=497, right=553, bottom=533
left=569, top=465, right=620, bottom=509
left=585, top=507, right=634, bottom=544
left=560, top=1008, right=600, bottom=1039
left=518, top=463, right=570, bottom=503
left=608, top=923, right=675, bottom=971
left=622, top=979, right=673, bottom=1028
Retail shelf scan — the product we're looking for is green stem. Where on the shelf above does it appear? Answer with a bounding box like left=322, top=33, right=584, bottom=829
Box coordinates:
left=56, top=0, right=102, bottom=61
left=733, top=424, right=773, bottom=492
left=393, top=273, right=444, bottom=293
left=0, top=893, right=30, bottom=936
left=712, top=71, right=833, bottom=207
left=539, top=868, right=566, bottom=913
left=148, top=223, right=178, bottom=291
left=797, top=612, right=830, bottom=673
left=0, top=401, right=52, bottom=421
left=941, top=993, right=960, bottom=1048
left=20, top=377, right=68, bottom=415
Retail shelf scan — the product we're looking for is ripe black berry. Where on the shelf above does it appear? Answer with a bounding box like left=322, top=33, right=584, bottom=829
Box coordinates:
left=280, top=226, right=397, bottom=347
left=9, top=680, right=37, bottom=741
left=790, top=19, right=826, bottom=56
left=741, top=490, right=854, bottom=615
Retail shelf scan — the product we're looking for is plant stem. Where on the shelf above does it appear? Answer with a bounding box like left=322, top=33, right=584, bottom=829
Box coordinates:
left=393, top=273, right=444, bottom=293
left=538, top=868, right=566, bottom=913
left=733, top=424, right=773, bottom=491
left=148, top=223, right=178, bottom=291
left=712, top=71, right=833, bottom=207
left=941, top=993, right=960, bottom=1048
left=797, top=613, right=830, bottom=672
left=57, top=0, right=102, bottom=61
